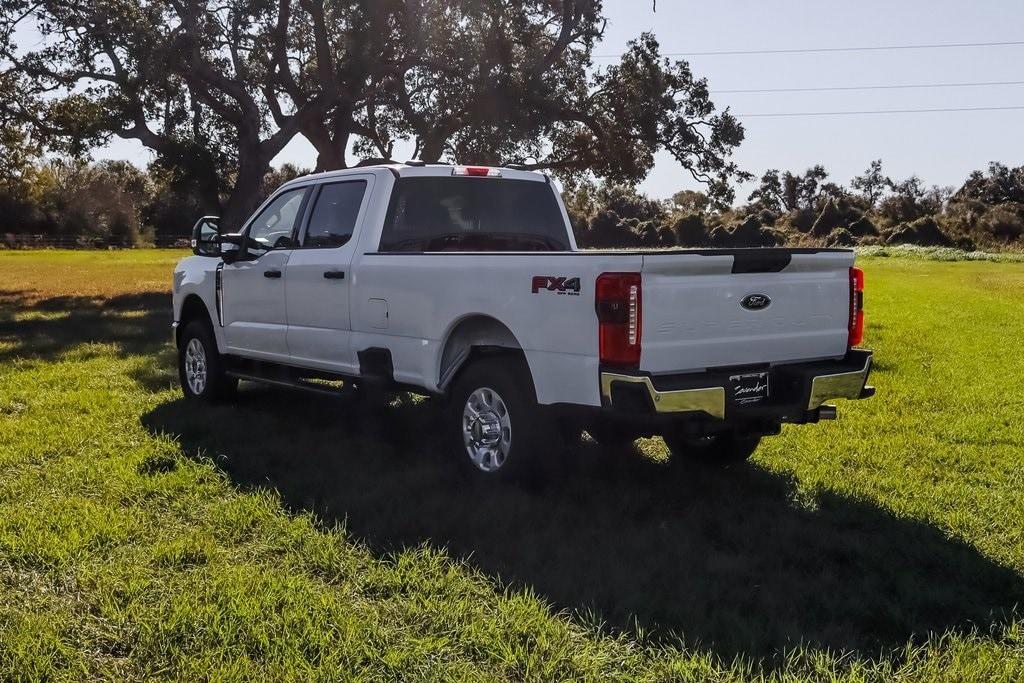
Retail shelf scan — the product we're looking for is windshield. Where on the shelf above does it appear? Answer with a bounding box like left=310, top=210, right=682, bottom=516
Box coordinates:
left=380, top=177, right=570, bottom=252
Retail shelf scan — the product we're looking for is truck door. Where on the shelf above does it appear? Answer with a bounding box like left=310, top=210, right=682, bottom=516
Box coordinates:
left=220, top=186, right=307, bottom=360
left=284, top=176, right=372, bottom=373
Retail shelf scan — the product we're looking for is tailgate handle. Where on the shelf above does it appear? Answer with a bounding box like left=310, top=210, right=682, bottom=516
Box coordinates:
left=731, top=251, right=791, bottom=274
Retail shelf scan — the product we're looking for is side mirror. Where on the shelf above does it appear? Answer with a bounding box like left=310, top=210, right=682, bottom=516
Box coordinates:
left=219, top=232, right=245, bottom=264
left=191, top=216, right=221, bottom=257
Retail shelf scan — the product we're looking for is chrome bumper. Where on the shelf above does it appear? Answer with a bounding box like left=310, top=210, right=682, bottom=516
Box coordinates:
left=599, top=350, right=873, bottom=420
left=806, top=353, right=872, bottom=410
left=599, top=374, right=727, bottom=419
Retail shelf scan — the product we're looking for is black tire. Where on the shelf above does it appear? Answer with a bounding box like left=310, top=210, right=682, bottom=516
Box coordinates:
left=447, top=356, right=555, bottom=482
left=664, top=430, right=761, bottom=466
left=586, top=423, right=639, bottom=451
left=177, top=320, right=238, bottom=403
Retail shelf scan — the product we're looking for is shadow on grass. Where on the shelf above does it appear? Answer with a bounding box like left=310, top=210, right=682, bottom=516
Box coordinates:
left=0, top=288, right=171, bottom=363
left=6, top=286, right=1022, bottom=661
left=143, top=387, right=1024, bottom=662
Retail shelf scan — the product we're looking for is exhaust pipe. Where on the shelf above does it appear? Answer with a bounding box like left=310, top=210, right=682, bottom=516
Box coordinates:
left=817, top=404, right=838, bottom=420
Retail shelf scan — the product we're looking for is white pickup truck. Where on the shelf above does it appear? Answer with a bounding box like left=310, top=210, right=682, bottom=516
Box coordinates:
left=172, top=163, right=874, bottom=480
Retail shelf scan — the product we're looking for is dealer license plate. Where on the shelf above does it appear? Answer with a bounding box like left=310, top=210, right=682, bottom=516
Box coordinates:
left=729, top=372, right=770, bottom=406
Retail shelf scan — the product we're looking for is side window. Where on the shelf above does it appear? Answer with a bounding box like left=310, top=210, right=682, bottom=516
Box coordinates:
left=247, top=188, right=306, bottom=249
left=303, top=181, right=367, bottom=248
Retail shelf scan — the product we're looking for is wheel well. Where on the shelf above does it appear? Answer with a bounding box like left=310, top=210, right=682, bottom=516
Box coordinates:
left=438, top=315, right=525, bottom=391
left=176, top=295, right=214, bottom=348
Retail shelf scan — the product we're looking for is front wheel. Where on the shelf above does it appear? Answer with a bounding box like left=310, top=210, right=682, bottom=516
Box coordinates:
left=447, top=357, right=553, bottom=482
left=664, top=430, right=761, bottom=466
left=178, top=320, right=237, bottom=402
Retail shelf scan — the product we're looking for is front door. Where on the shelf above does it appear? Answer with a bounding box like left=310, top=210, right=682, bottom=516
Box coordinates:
left=285, top=177, right=372, bottom=372
left=221, top=186, right=308, bottom=360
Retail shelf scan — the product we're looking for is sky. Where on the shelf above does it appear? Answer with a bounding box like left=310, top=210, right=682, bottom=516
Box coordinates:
left=88, top=0, right=1024, bottom=201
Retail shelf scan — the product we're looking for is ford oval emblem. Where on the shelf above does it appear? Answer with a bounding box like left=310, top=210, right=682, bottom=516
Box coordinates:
left=741, top=293, right=772, bottom=311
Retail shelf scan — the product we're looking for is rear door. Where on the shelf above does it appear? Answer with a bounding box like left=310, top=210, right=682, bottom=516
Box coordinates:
left=284, top=175, right=373, bottom=373
left=221, top=186, right=308, bottom=360
left=640, top=250, right=854, bottom=373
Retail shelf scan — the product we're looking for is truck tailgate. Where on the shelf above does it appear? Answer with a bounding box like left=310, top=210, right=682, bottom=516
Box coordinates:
left=640, top=250, right=854, bottom=373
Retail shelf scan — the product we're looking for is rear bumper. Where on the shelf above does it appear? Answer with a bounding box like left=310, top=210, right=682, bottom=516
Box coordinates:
left=599, top=349, right=873, bottom=423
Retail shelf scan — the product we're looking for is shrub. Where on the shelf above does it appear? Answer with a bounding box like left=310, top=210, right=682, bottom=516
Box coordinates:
left=954, top=235, right=978, bottom=252
left=631, top=220, right=661, bottom=247
left=671, top=213, right=708, bottom=247
left=655, top=225, right=678, bottom=248
left=757, top=208, right=780, bottom=226
left=708, top=225, right=732, bottom=247
left=983, top=204, right=1024, bottom=243
left=730, top=216, right=765, bottom=245
left=577, top=210, right=641, bottom=248
left=810, top=198, right=845, bottom=237
left=848, top=215, right=878, bottom=237
left=825, top=227, right=856, bottom=247
left=779, top=207, right=818, bottom=233
left=886, top=216, right=952, bottom=247
left=708, top=216, right=785, bottom=248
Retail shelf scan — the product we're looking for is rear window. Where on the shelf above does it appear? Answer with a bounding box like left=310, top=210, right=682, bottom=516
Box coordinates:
left=379, top=177, right=570, bottom=252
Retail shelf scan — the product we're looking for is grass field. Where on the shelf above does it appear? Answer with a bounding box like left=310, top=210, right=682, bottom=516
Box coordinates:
left=1, top=249, right=1024, bottom=681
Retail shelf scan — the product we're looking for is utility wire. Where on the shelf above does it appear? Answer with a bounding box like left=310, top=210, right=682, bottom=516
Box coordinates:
left=715, top=80, right=1024, bottom=94
left=593, top=39, right=1024, bottom=59
left=735, top=105, right=1024, bottom=118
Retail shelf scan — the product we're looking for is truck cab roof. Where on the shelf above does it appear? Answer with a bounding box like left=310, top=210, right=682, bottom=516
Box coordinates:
left=277, top=163, right=549, bottom=191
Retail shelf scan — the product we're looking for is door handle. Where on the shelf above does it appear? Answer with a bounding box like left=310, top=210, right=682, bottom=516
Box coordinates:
left=323, top=271, right=346, bottom=280
left=263, top=269, right=282, bottom=279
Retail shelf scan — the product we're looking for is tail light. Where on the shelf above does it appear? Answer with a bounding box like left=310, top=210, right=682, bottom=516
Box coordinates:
left=452, top=166, right=501, bottom=177
left=596, top=273, right=642, bottom=367
left=849, top=266, right=865, bottom=347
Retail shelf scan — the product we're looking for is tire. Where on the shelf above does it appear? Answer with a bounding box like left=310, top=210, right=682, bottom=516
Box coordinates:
left=586, top=423, right=639, bottom=451
left=178, top=320, right=238, bottom=402
left=664, top=430, right=761, bottom=466
left=447, top=356, right=554, bottom=482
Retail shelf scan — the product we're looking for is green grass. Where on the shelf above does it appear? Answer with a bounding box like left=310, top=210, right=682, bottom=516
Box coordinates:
left=855, top=244, right=1024, bottom=262
left=2, top=249, right=1024, bottom=681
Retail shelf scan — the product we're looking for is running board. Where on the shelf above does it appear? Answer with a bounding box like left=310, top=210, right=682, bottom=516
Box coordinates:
left=227, top=371, right=353, bottom=397
left=223, top=356, right=433, bottom=397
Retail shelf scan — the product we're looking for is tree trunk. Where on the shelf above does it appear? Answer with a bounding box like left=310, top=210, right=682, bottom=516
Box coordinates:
left=194, top=164, right=223, bottom=218
left=304, top=122, right=348, bottom=172
left=419, top=135, right=445, bottom=163
left=315, top=144, right=347, bottom=173
left=219, top=156, right=269, bottom=233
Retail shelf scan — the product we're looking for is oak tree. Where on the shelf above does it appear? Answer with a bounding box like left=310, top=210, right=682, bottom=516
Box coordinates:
left=2, top=0, right=747, bottom=227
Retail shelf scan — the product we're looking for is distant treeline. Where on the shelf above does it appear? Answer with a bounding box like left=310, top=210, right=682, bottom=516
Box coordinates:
left=0, top=159, right=304, bottom=248
left=568, top=161, right=1024, bottom=252
left=1, top=158, right=1022, bottom=251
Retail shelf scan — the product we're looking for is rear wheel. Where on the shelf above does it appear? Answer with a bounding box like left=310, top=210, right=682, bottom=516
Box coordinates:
left=664, top=430, right=761, bottom=466
left=448, top=357, right=553, bottom=482
left=586, top=423, right=639, bottom=451
left=178, top=320, right=237, bottom=402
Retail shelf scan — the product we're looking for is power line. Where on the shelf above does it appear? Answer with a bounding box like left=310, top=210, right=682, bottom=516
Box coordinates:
left=715, top=80, right=1024, bottom=94
left=735, top=105, right=1024, bottom=118
left=593, top=39, right=1024, bottom=59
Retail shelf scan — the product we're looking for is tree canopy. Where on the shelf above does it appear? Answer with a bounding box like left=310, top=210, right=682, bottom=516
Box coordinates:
left=0, top=0, right=746, bottom=229
left=747, top=166, right=829, bottom=213
left=851, top=159, right=890, bottom=208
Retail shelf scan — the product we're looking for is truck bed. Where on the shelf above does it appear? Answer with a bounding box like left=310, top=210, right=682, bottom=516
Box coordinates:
left=356, top=247, right=855, bottom=403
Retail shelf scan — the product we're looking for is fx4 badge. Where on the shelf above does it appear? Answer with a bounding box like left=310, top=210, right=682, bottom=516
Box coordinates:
left=531, top=276, right=581, bottom=296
